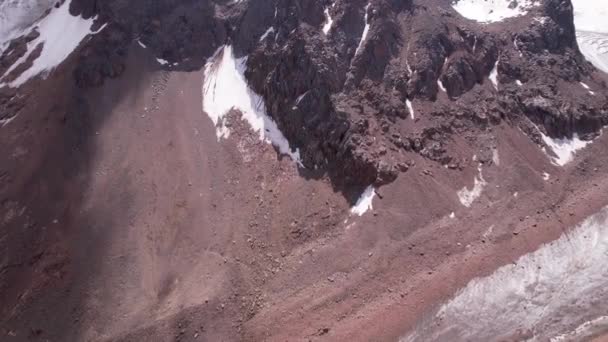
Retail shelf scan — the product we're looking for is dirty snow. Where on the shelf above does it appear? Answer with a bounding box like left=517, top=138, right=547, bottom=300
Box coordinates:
left=451, top=0, right=539, bottom=23
left=354, top=3, right=371, bottom=56
left=351, top=186, right=376, bottom=216
left=540, top=132, right=591, bottom=166
left=202, top=45, right=301, bottom=164
left=322, top=8, right=333, bottom=35
left=406, top=99, right=415, bottom=120
left=492, top=149, right=500, bottom=166
left=0, top=0, right=102, bottom=87
left=457, top=165, right=486, bottom=207
left=402, top=206, right=608, bottom=341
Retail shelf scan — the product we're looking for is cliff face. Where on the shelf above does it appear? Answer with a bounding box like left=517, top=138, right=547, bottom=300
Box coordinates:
left=62, top=0, right=608, bottom=188
left=0, top=0, right=604, bottom=193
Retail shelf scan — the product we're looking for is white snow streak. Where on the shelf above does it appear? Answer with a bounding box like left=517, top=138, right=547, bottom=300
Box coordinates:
left=540, top=132, right=591, bottom=166
left=452, top=0, right=540, bottom=23
left=406, top=99, right=415, bottom=120
left=437, top=79, right=447, bottom=92
left=351, top=186, right=376, bottom=216
left=354, top=3, right=371, bottom=56
left=259, top=26, right=275, bottom=41
left=202, top=45, right=301, bottom=164
left=0, top=0, right=101, bottom=87
left=402, top=207, right=608, bottom=342
left=489, top=60, right=499, bottom=89
left=322, top=8, right=333, bottom=35
left=457, top=165, right=486, bottom=207
left=579, top=81, right=595, bottom=95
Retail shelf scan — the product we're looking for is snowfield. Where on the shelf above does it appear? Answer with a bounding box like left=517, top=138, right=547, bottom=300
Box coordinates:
left=0, top=0, right=56, bottom=51
left=0, top=0, right=102, bottom=87
left=403, top=206, right=608, bottom=341
left=571, top=0, right=608, bottom=74
left=451, top=0, right=539, bottom=23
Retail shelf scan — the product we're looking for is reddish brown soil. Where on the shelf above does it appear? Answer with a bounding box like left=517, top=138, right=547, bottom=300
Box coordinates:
left=2, top=43, right=608, bottom=342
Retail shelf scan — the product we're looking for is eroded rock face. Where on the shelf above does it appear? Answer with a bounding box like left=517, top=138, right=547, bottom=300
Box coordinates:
left=61, top=0, right=608, bottom=186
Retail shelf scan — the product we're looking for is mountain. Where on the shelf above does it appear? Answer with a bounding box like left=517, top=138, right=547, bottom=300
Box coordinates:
left=0, top=0, right=607, bottom=341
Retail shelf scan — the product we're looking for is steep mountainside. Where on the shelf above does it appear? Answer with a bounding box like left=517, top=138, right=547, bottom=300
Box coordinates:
left=1, top=0, right=608, bottom=341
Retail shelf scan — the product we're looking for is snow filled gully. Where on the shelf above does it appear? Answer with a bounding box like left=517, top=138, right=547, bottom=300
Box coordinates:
left=202, top=45, right=302, bottom=165
left=402, top=207, right=608, bottom=342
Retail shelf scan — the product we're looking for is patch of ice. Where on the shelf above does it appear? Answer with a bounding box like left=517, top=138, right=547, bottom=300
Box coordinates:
left=457, top=165, right=486, bottom=207
left=354, top=3, right=371, bottom=56
left=351, top=186, right=376, bottom=216
left=489, top=60, right=499, bottom=89
left=202, top=45, right=302, bottom=164
left=0, top=0, right=102, bottom=87
left=322, top=8, right=333, bottom=35
left=540, top=132, right=591, bottom=166
left=406, top=99, right=415, bottom=120
left=259, top=26, right=275, bottom=41
left=451, top=0, right=540, bottom=24
left=401, top=207, right=608, bottom=342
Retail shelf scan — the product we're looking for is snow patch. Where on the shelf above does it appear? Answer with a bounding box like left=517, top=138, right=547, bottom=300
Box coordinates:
left=0, top=0, right=102, bottom=87
left=437, top=79, right=447, bottom=92
left=543, top=172, right=550, bottom=181
left=202, top=45, right=301, bottom=164
left=351, top=186, right=376, bottom=216
left=354, top=3, right=371, bottom=56
left=406, top=99, right=415, bottom=120
left=492, top=149, right=500, bottom=166
left=449, top=212, right=456, bottom=219
left=402, top=207, right=608, bottom=342
left=516, top=79, right=523, bottom=86
left=322, top=8, right=333, bottom=35
left=136, top=40, right=147, bottom=49
left=579, top=81, right=595, bottom=95
left=489, top=60, right=499, bottom=89
left=457, top=165, right=486, bottom=207
left=451, top=0, right=540, bottom=24
left=540, top=132, right=591, bottom=166
left=156, top=58, right=169, bottom=65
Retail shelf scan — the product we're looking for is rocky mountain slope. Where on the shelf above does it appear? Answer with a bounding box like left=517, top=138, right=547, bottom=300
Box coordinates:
left=1, top=0, right=608, bottom=341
